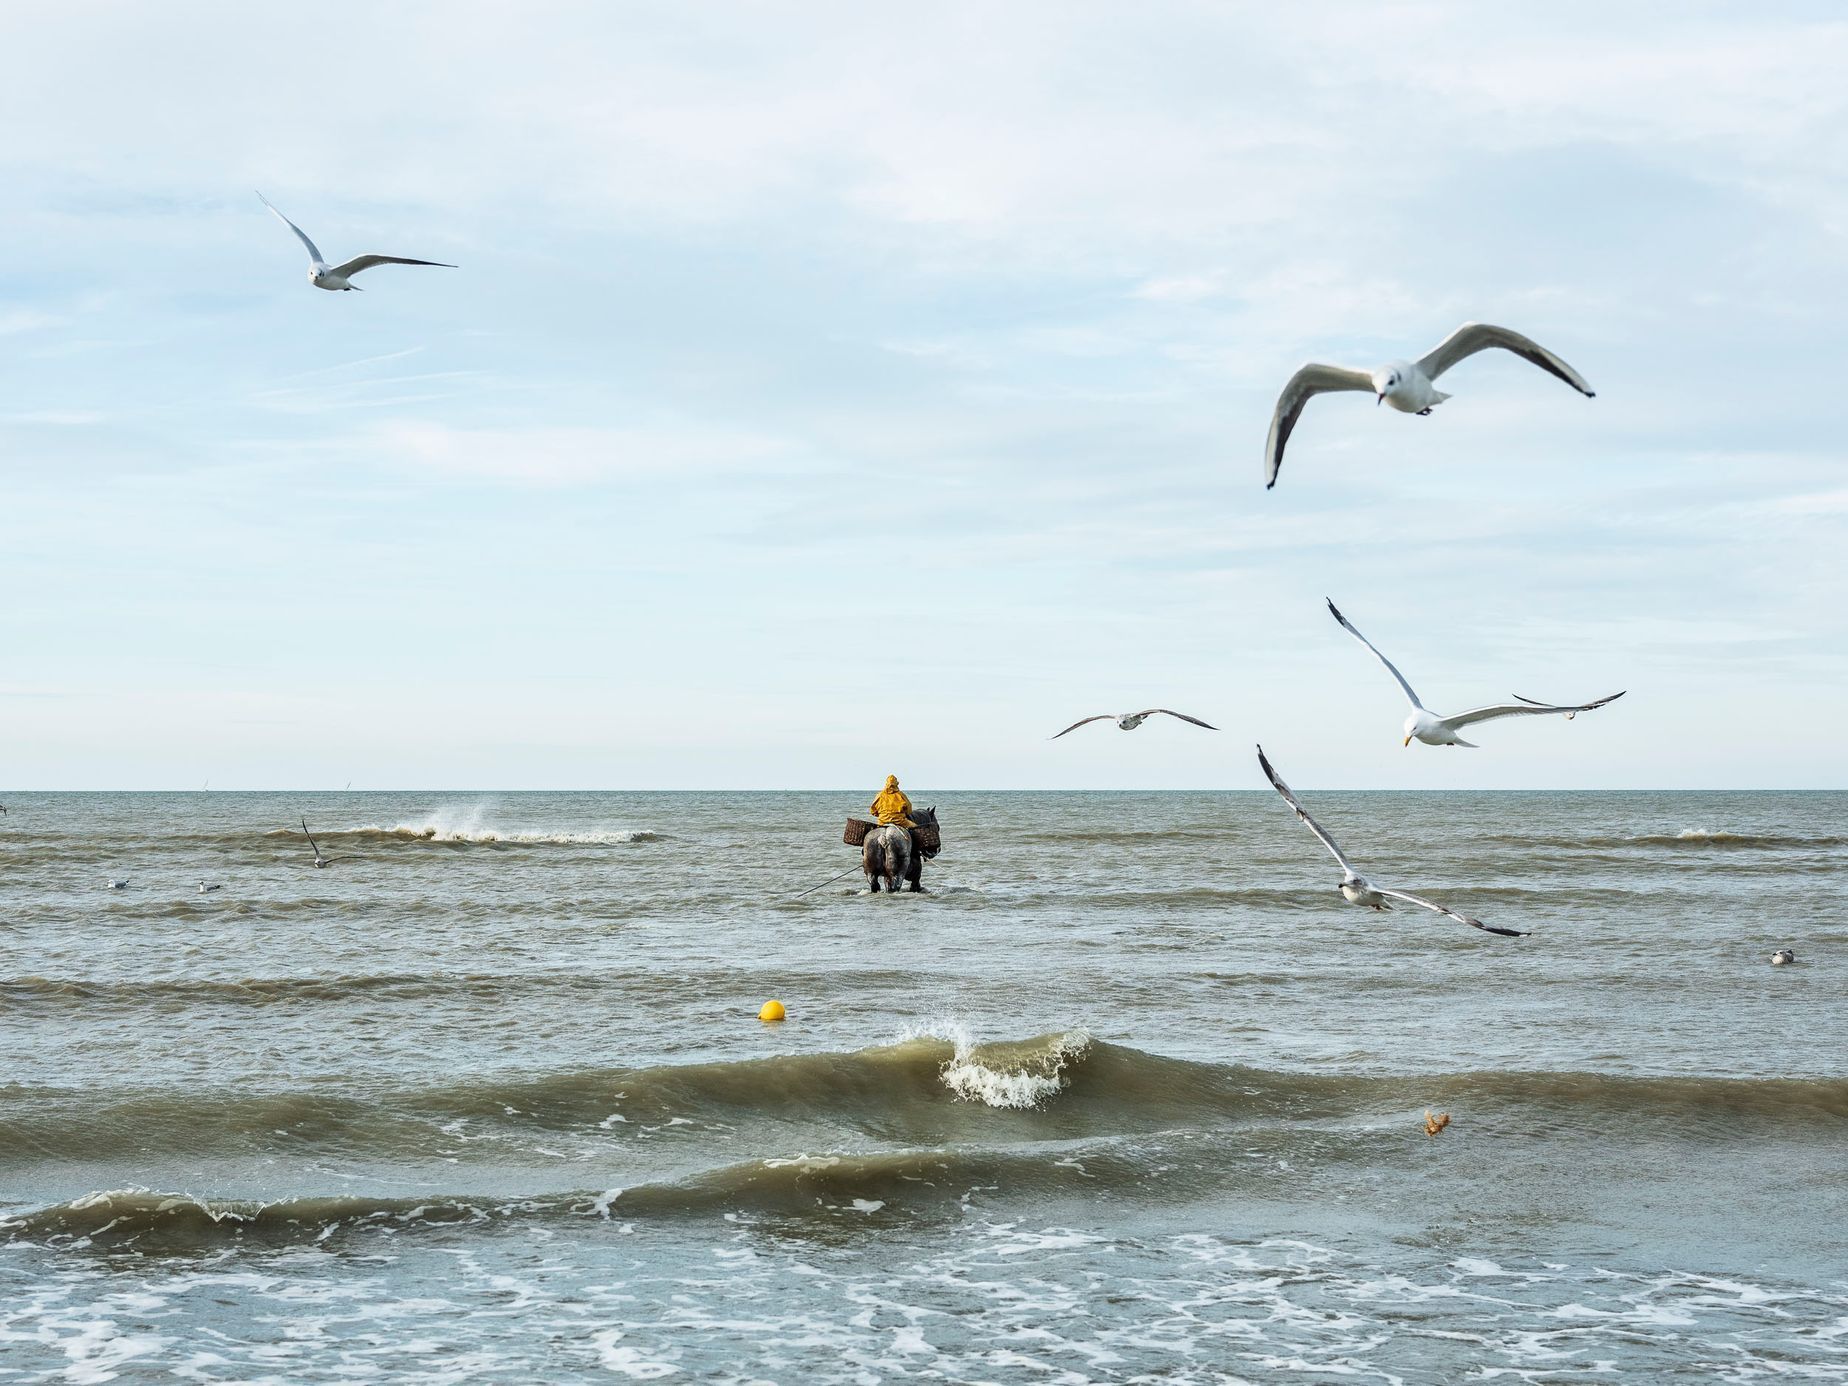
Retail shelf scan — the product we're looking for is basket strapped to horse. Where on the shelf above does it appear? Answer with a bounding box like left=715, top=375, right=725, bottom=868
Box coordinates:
left=845, top=816, right=939, bottom=856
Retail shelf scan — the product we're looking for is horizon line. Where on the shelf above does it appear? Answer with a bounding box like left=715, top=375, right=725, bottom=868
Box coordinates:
left=2, top=786, right=1842, bottom=796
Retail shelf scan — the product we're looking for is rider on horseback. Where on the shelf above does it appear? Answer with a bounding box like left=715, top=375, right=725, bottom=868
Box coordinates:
left=859, top=776, right=937, bottom=893
left=870, top=775, right=915, bottom=831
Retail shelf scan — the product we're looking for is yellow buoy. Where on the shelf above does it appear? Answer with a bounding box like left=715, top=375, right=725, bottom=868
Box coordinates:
left=758, top=999, right=786, bottom=1023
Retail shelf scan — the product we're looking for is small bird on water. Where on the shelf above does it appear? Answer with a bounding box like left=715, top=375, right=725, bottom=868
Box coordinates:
left=1770, top=949, right=1796, bottom=966
left=198, top=882, right=223, bottom=894
left=259, top=192, right=456, bottom=292
left=1051, top=709, right=1217, bottom=739
left=1424, top=1110, right=1451, bottom=1137
left=106, top=878, right=127, bottom=890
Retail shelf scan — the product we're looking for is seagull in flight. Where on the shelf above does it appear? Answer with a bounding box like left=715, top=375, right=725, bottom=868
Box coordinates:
left=1264, top=322, right=1595, bottom=488
left=1051, top=709, right=1218, bottom=739
left=300, top=818, right=354, bottom=868
left=1327, top=600, right=1623, bottom=748
left=259, top=192, right=456, bottom=292
left=1257, top=746, right=1524, bottom=937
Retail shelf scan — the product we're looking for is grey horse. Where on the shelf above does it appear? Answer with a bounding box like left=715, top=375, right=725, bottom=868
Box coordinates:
left=862, top=805, right=939, bottom=894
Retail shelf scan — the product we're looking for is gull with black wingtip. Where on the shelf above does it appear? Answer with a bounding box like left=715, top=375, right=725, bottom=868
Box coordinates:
left=1050, top=709, right=1218, bottom=739
left=1327, top=599, right=1623, bottom=748
left=1264, top=322, right=1595, bottom=489
left=1257, top=745, right=1524, bottom=937
left=259, top=192, right=456, bottom=292
left=299, top=818, right=355, bottom=869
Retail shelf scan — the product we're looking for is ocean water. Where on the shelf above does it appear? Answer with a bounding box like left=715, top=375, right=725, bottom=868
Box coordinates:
left=1, top=789, right=1844, bottom=1383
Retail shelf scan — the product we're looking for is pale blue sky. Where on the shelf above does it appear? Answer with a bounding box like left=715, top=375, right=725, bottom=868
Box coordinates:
left=4, top=2, right=1846, bottom=789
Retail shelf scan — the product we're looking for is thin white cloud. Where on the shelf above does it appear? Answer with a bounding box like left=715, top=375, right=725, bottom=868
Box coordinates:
left=370, top=420, right=802, bottom=485
left=1, top=409, right=104, bottom=425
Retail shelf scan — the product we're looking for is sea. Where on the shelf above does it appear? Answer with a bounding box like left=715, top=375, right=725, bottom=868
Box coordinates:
left=1, top=790, right=1844, bottom=1383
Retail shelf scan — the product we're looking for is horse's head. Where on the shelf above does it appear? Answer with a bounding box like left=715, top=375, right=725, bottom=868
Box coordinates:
left=913, top=804, right=941, bottom=858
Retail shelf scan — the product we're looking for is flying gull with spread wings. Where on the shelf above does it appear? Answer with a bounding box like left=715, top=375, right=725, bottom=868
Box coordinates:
left=1051, top=709, right=1218, bottom=739
left=1264, top=322, right=1594, bottom=488
left=300, top=818, right=354, bottom=869
left=1257, top=746, right=1523, bottom=937
left=259, top=192, right=456, bottom=292
left=1327, top=599, right=1623, bottom=748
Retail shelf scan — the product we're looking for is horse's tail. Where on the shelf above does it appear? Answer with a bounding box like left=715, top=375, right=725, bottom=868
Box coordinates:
left=862, top=823, right=910, bottom=888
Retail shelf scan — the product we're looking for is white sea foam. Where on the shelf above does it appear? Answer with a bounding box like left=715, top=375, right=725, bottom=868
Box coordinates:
left=56, top=1319, right=172, bottom=1386
left=365, top=821, right=653, bottom=844
left=360, top=821, right=658, bottom=845
left=262, top=813, right=658, bottom=844
left=590, top=1328, right=678, bottom=1379
left=1453, top=1256, right=1512, bottom=1277
left=258, top=799, right=660, bottom=844
left=901, top=1022, right=1093, bottom=1110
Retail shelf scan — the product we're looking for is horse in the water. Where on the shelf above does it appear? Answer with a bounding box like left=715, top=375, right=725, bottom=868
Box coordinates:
left=863, top=805, right=939, bottom=893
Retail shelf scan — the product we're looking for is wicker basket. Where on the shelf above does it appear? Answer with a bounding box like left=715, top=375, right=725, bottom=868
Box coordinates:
left=846, top=817, right=940, bottom=855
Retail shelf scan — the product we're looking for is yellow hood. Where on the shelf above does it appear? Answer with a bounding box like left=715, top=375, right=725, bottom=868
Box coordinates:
left=871, top=778, right=914, bottom=827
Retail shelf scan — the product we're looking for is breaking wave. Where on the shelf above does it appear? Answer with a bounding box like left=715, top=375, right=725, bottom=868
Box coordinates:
left=259, top=822, right=658, bottom=846
left=1640, top=829, right=1848, bottom=850
left=932, top=1027, right=1093, bottom=1109
left=1484, top=829, right=1848, bottom=852
left=7, top=1036, right=1845, bottom=1172
left=352, top=823, right=659, bottom=845
left=0, top=1142, right=1150, bottom=1249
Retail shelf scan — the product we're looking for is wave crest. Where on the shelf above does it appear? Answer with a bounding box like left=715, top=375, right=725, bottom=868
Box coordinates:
left=937, top=1029, right=1093, bottom=1110
left=353, top=822, right=658, bottom=845
left=262, top=822, right=658, bottom=846
left=1639, top=829, right=1848, bottom=850
left=8, top=1042, right=1846, bottom=1172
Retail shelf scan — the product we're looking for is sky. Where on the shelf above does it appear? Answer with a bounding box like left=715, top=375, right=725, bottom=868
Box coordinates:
left=3, top=1, right=1846, bottom=790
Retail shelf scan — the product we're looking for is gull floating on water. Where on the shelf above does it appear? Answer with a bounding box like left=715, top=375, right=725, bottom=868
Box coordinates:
left=259, top=192, right=456, bottom=292
left=107, top=878, right=127, bottom=890
left=1257, top=745, right=1523, bottom=937
left=1264, top=322, right=1595, bottom=488
left=1771, top=949, right=1796, bottom=965
left=1051, top=709, right=1218, bottom=739
left=198, top=882, right=222, bottom=894
left=300, top=818, right=353, bottom=869
left=1327, top=600, right=1623, bottom=748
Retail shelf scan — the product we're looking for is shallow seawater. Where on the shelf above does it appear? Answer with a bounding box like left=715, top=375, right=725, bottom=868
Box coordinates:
left=2, top=790, right=1844, bottom=1382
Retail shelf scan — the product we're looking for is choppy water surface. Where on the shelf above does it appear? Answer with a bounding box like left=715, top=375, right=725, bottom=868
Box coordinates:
left=2, top=790, right=1844, bottom=1382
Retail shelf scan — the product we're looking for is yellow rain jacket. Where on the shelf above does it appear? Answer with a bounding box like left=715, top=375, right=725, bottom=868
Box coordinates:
left=870, top=775, right=915, bottom=828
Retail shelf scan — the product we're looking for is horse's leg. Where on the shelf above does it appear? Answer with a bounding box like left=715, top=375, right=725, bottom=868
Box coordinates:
left=863, top=841, right=879, bottom=891
left=875, top=833, right=895, bottom=893
left=902, top=832, right=922, bottom=892
left=890, top=835, right=908, bottom=894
